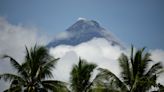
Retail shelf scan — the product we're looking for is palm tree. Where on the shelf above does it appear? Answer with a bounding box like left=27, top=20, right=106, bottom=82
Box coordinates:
left=70, top=58, right=102, bottom=92
left=98, top=46, right=163, bottom=92
left=0, top=45, right=68, bottom=92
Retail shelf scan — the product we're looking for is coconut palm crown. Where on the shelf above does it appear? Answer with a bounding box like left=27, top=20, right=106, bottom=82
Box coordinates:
left=98, top=46, right=163, bottom=92
left=70, top=58, right=101, bottom=92
left=0, top=45, right=67, bottom=92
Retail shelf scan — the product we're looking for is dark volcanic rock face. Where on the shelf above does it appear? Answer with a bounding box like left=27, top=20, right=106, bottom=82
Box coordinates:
left=47, top=18, right=123, bottom=48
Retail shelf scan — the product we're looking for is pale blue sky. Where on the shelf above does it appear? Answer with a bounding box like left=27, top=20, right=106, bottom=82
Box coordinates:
left=0, top=0, right=164, bottom=49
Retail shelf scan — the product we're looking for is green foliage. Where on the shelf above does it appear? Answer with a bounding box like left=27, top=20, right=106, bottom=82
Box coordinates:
left=97, top=46, right=163, bottom=92
left=70, top=58, right=98, bottom=92
left=0, top=45, right=68, bottom=92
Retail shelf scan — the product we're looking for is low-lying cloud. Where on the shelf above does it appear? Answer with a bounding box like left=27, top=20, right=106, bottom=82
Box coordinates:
left=49, top=38, right=125, bottom=82
left=50, top=38, right=164, bottom=86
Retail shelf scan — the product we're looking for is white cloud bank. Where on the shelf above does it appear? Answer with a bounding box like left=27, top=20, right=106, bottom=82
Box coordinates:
left=50, top=38, right=164, bottom=86
left=0, top=17, right=48, bottom=91
left=49, top=38, right=124, bottom=82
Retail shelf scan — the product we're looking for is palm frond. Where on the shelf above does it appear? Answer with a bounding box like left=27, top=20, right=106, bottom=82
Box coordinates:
left=35, top=65, right=54, bottom=80
left=97, top=68, right=128, bottom=92
left=4, top=85, right=22, bottom=92
left=0, top=73, right=24, bottom=83
left=136, top=48, right=151, bottom=76
left=39, top=58, right=59, bottom=79
left=118, top=53, right=132, bottom=85
left=42, top=80, right=68, bottom=92
left=3, top=55, right=21, bottom=72
left=146, top=62, right=163, bottom=77
left=141, top=52, right=152, bottom=74
left=133, top=49, right=142, bottom=77
left=3, top=55, right=29, bottom=81
left=42, top=58, right=59, bottom=69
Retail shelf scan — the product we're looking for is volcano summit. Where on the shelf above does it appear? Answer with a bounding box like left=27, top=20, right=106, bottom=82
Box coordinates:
left=47, top=18, right=123, bottom=48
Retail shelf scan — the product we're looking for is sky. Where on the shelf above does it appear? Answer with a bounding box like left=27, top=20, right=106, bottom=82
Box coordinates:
left=0, top=0, right=164, bottom=49
left=0, top=0, right=164, bottom=91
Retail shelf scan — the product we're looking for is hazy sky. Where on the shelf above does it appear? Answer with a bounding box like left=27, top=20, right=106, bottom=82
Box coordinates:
left=0, top=0, right=164, bottom=49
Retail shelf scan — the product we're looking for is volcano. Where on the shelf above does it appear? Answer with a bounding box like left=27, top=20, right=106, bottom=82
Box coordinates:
left=47, top=18, right=123, bottom=48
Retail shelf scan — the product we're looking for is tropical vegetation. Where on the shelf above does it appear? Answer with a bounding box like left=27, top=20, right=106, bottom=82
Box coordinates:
left=0, top=45, right=68, bottom=92
left=70, top=58, right=103, bottom=92
left=97, top=46, right=164, bottom=92
left=0, top=45, right=164, bottom=92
